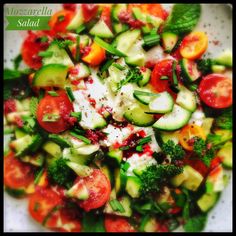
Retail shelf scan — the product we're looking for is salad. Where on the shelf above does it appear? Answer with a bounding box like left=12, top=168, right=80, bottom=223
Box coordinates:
left=4, top=3, right=233, bottom=232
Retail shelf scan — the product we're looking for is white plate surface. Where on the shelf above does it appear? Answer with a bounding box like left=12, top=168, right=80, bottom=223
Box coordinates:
left=3, top=3, right=232, bottom=232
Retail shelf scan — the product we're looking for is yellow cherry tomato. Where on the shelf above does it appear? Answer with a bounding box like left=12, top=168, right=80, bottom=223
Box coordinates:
left=179, top=124, right=206, bottom=151
left=180, top=32, right=208, bottom=60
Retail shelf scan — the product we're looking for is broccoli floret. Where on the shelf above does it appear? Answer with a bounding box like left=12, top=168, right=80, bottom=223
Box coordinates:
left=215, top=107, right=232, bottom=130
left=197, top=59, right=213, bottom=75
left=193, top=137, right=215, bottom=167
left=161, top=140, right=185, bottom=162
left=139, top=164, right=183, bottom=198
left=47, top=158, right=75, bottom=188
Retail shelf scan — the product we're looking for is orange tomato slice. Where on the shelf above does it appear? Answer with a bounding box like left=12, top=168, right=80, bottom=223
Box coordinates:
left=82, top=42, right=106, bottom=66
left=180, top=32, right=208, bottom=60
left=179, top=124, right=206, bottom=151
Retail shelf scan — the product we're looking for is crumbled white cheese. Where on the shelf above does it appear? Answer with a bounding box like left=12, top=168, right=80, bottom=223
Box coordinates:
left=126, top=153, right=157, bottom=176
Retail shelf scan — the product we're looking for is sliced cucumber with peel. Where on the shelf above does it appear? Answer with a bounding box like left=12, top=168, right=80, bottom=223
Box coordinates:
left=138, top=68, right=151, bottom=87
left=161, top=32, right=178, bottom=53
left=124, top=105, right=155, bottom=127
left=153, top=104, right=191, bottom=131
left=67, top=9, right=84, bottom=31
left=89, top=19, right=114, bottom=38
left=148, top=92, right=174, bottom=114
left=33, top=64, right=68, bottom=88
left=111, top=4, right=127, bottom=22
left=180, top=58, right=201, bottom=82
left=42, top=43, right=74, bottom=67
left=133, top=90, right=157, bottom=105
left=176, top=85, right=197, bottom=112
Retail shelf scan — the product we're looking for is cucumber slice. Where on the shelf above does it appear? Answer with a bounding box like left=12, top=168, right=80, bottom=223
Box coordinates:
left=148, top=92, right=174, bottom=114
left=124, top=105, right=155, bottom=127
left=125, top=176, right=142, bottom=198
left=180, top=58, right=201, bottom=82
left=133, top=90, right=157, bottom=105
left=211, top=64, right=226, bottom=73
left=42, top=43, right=74, bottom=67
left=33, top=64, right=68, bottom=88
left=146, top=15, right=163, bottom=28
left=67, top=9, right=84, bottom=31
left=20, top=153, right=44, bottom=167
left=66, top=162, right=93, bottom=177
left=161, top=32, right=178, bottom=53
left=113, top=23, right=129, bottom=34
left=48, top=134, right=71, bottom=148
left=176, top=85, right=197, bottom=112
left=89, top=19, right=114, bottom=38
left=66, top=181, right=89, bottom=200
left=217, top=141, right=232, bottom=169
left=153, top=105, right=191, bottom=131
left=201, top=118, right=214, bottom=136
left=197, top=192, right=219, bottom=212
left=140, top=216, right=158, bottom=232
left=138, top=68, right=151, bottom=87
left=43, top=141, right=61, bottom=158
left=182, top=165, right=204, bottom=191
left=106, top=149, right=123, bottom=167
left=114, top=29, right=141, bottom=54
left=72, top=63, right=91, bottom=79
left=170, top=166, right=189, bottom=187
left=15, top=128, right=27, bottom=139
left=111, top=4, right=127, bottom=22
left=125, top=54, right=145, bottom=67
left=214, top=50, right=232, bottom=67
left=206, top=164, right=224, bottom=193
left=101, top=164, right=114, bottom=187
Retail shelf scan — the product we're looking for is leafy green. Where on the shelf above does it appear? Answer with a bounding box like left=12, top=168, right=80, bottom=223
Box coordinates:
left=161, top=140, right=185, bottom=162
left=183, top=214, right=207, bottom=232
left=53, top=39, right=74, bottom=49
left=163, top=4, right=201, bottom=34
left=82, top=212, right=105, bottom=232
left=139, top=164, right=183, bottom=198
left=215, top=107, right=232, bottom=130
left=4, top=68, right=27, bottom=80
left=197, top=59, right=213, bottom=75
left=47, top=158, right=76, bottom=189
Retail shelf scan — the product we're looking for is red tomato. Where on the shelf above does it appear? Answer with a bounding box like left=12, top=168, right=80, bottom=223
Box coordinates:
left=77, top=169, right=111, bottom=211
left=28, top=187, right=63, bottom=224
left=36, top=90, right=74, bottom=133
left=4, top=152, right=34, bottom=189
left=46, top=205, right=82, bottom=232
left=150, top=59, right=179, bottom=99
left=104, top=215, right=136, bottom=232
left=4, top=99, right=16, bottom=115
left=81, top=4, right=99, bottom=22
left=21, top=31, right=50, bottom=69
left=199, top=74, right=232, bottom=108
left=101, top=6, right=112, bottom=30
left=49, top=10, right=75, bottom=34
left=62, top=4, right=77, bottom=12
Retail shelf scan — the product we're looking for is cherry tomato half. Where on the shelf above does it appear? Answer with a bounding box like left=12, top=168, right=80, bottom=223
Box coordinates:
left=46, top=205, right=82, bottom=232
left=81, top=4, right=99, bottom=23
left=104, top=215, right=136, bottom=232
left=179, top=124, right=206, bottom=151
left=36, top=90, right=74, bottom=133
left=77, top=169, right=111, bottom=212
left=150, top=59, right=179, bottom=99
left=21, top=31, right=50, bottom=69
left=199, top=74, right=232, bottom=108
left=180, top=32, right=208, bottom=60
left=49, top=10, right=75, bottom=34
left=28, top=187, right=63, bottom=224
left=4, top=152, right=35, bottom=189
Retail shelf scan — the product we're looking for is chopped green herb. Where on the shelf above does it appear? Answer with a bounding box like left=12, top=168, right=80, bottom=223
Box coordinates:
left=138, top=135, right=152, bottom=145
left=42, top=114, right=60, bottom=122
left=70, top=131, right=91, bottom=144
left=76, top=24, right=86, bottom=34
left=113, top=63, right=125, bottom=70
left=136, top=145, right=143, bottom=152
left=172, top=60, right=178, bottom=86
left=119, top=145, right=130, bottom=151
left=121, top=162, right=130, bottom=172
left=34, top=168, right=44, bottom=185
left=100, top=59, right=115, bottom=73
left=70, top=112, right=82, bottom=121
left=109, top=199, right=125, bottom=213
left=38, top=51, right=53, bottom=57
left=13, top=54, right=22, bottom=70
left=47, top=91, right=59, bottom=97
left=58, top=15, right=65, bottom=22
left=73, top=128, right=86, bottom=135
left=143, top=33, right=160, bottom=48
left=33, top=202, right=40, bottom=212
left=75, top=36, right=80, bottom=62
left=40, top=36, right=48, bottom=43
left=66, top=86, right=75, bottom=102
